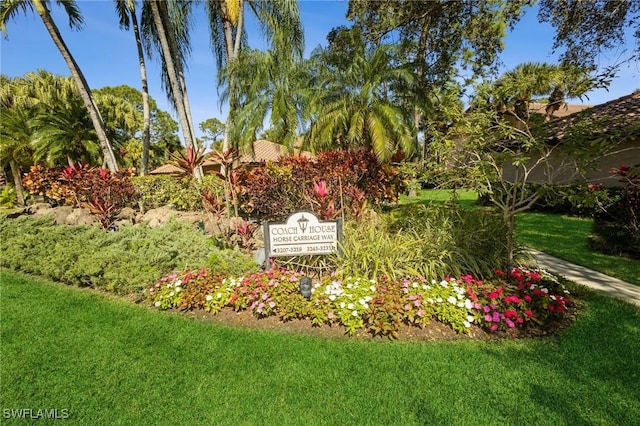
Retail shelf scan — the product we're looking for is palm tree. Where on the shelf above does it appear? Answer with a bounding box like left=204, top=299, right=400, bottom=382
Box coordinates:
left=492, top=62, right=596, bottom=122
left=30, top=99, right=101, bottom=167
left=0, top=0, right=119, bottom=171
left=307, top=41, right=415, bottom=162
left=204, top=0, right=304, bottom=152
left=114, top=0, right=151, bottom=175
left=0, top=76, right=33, bottom=206
left=221, top=47, right=311, bottom=149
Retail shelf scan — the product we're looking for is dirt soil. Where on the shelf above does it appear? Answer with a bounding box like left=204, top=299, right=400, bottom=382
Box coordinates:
left=178, top=307, right=573, bottom=342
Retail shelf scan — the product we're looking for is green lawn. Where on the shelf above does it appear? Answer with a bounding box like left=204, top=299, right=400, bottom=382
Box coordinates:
left=1, top=271, right=639, bottom=425
left=401, top=190, right=640, bottom=286
left=516, top=212, right=640, bottom=286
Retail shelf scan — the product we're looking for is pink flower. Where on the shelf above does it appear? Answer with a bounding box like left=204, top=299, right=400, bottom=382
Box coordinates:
left=506, top=319, right=515, bottom=328
left=484, top=314, right=492, bottom=322
left=417, top=309, right=425, bottom=317
left=404, top=304, right=412, bottom=311
left=414, top=300, right=421, bottom=307
left=490, top=324, right=498, bottom=331
left=313, top=181, right=327, bottom=198
left=492, top=312, right=501, bottom=322
left=327, top=312, right=335, bottom=320
left=483, top=305, right=491, bottom=313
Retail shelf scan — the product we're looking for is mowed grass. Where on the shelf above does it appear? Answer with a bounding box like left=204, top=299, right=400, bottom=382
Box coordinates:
left=399, top=188, right=479, bottom=209
left=516, top=212, right=640, bottom=286
left=2, top=271, right=640, bottom=425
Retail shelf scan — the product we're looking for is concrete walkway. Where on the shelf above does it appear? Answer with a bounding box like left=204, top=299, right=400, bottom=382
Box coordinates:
left=527, top=249, right=640, bottom=307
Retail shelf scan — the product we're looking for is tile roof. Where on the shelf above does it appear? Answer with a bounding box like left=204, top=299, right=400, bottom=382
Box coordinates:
left=545, top=91, right=640, bottom=141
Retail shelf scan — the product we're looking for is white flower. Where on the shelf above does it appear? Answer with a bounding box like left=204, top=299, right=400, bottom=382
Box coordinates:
left=339, top=302, right=346, bottom=309
left=329, top=295, right=336, bottom=301
left=216, top=292, right=223, bottom=299
left=369, top=286, right=376, bottom=292
left=436, top=297, right=443, bottom=303
left=169, top=291, right=175, bottom=297
left=412, top=282, right=419, bottom=288
left=174, top=279, right=182, bottom=287
left=352, top=310, right=359, bottom=317
left=205, top=295, right=213, bottom=301
left=467, top=315, right=475, bottom=323
left=154, top=301, right=161, bottom=307
left=347, top=303, right=354, bottom=310
left=463, top=321, right=471, bottom=328
left=440, top=280, right=449, bottom=287
left=457, top=302, right=465, bottom=308
left=427, top=298, right=434, bottom=304
left=464, top=299, right=473, bottom=309
left=175, top=287, right=182, bottom=293
left=447, top=296, right=457, bottom=305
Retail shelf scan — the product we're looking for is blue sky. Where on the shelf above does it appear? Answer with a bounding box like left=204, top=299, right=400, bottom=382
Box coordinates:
left=1, top=0, right=638, bottom=138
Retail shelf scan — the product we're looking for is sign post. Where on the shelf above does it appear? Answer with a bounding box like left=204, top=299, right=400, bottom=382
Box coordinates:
left=263, top=211, right=342, bottom=269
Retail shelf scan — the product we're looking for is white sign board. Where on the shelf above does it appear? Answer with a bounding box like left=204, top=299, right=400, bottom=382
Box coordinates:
left=264, top=211, right=341, bottom=258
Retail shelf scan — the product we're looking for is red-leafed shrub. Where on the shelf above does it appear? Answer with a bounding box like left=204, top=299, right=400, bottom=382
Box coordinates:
left=233, top=149, right=406, bottom=221
left=23, top=164, right=138, bottom=228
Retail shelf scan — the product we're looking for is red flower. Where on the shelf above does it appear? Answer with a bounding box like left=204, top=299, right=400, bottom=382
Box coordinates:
left=98, top=168, right=110, bottom=180
left=489, top=291, right=499, bottom=300
left=524, top=310, right=534, bottom=318
left=524, top=295, right=532, bottom=302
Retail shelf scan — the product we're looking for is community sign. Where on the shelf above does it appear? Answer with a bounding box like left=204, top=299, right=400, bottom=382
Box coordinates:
left=263, top=211, right=342, bottom=258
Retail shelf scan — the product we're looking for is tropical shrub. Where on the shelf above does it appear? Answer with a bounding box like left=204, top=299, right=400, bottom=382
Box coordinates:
left=234, top=149, right=405, bottom=221
left=22, top=164, right=138, bottom=228
left=383, top=202, right=509, bottom=279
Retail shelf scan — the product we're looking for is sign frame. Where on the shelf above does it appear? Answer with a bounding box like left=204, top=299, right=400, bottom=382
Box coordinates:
left=263, top=211, right=342, bottom=268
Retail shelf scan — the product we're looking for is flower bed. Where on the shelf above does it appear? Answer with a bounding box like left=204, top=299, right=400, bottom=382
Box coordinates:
left=145, top=266, right=574, bottom=339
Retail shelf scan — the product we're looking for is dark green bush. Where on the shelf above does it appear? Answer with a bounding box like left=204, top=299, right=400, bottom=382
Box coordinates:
left=0, top=215, right=217, bottom=293
left=590, top=164, right=640, bottom=259
left=132, top=174, right=224, bottom=212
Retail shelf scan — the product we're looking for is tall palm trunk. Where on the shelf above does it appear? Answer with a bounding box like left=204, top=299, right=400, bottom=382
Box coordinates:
left=33, top=0, right=118, bottom=171
left=9, top=159, right=25, bottom=206
left=149, top=0, right=201, bottom=178
left=221, top=0, right=243, bottom=153
left=129, top=7, right=151, bottom=176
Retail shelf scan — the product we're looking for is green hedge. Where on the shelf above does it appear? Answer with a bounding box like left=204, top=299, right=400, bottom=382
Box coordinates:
left=0, top=215, right=256, bottom=294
